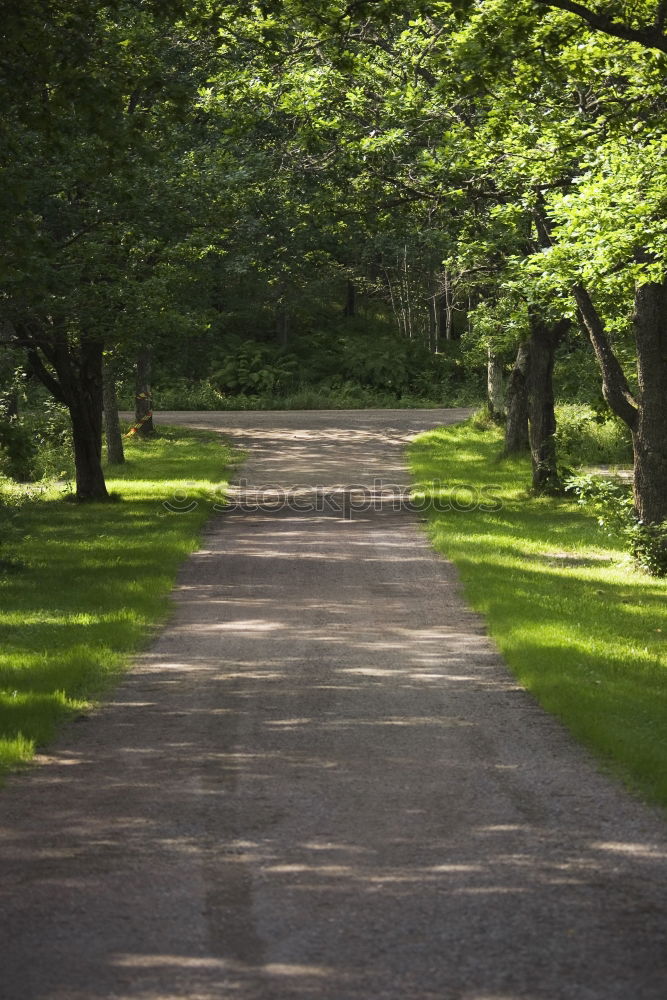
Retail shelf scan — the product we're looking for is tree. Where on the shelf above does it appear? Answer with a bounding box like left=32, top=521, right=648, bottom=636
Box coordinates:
left=0, top=0, right=222, bottom=498
left=3, top=0, right=665, bottom=523
left=504, top=341, right=531, bottom=455
left=339, top=0, right=667, bottom=512
left=533, top=0, right=667, bottom=52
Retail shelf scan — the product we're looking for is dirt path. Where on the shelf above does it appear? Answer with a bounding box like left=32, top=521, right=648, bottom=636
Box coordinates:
left=1, top=408, right=666, bottom=1000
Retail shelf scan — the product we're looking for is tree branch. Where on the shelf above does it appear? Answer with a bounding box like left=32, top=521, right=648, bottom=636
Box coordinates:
left=533, top=0, right=667, bottom=52
left=25, top=347, right=68, bottom=406
left=530, top=201, right=639, bottom=428
left=59, top=218, right=106, bottom=251
left=354, top=30, right=438, bottom=86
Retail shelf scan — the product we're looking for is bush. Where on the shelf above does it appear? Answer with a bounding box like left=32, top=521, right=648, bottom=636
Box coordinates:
left=0, top=420, right=39, bottom=481
left=555, top=404, right=632, bottom=468
left=470, top=404, right=498, bottom=430
left=26, top=402, right=73, bottom=480
left=0, top=402, right=73, bottom=483
left=151, top=379, right=227, bottom=410
left=564, top=472, right=634, bottom=533
left=118, top=321, right=485, bottom=411
left=211, top=342, right=299, bottom=395
left=632, top=522, right=667, bottom=577
left=130, top=377, right=481, bottom=412
left=0, top=488, right=31, bottom=572
left=564, top=471, right=667, bottom=577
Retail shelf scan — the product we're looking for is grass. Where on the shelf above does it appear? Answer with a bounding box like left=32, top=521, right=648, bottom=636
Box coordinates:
left=408, top=421, right=667, bottom=809
left=0, top=427, right=235, bottom=778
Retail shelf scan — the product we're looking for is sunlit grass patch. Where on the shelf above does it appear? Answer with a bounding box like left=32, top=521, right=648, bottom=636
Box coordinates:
left=0, top=428, right=234, bottom=779
left=409, top=422, right=667, bottom=808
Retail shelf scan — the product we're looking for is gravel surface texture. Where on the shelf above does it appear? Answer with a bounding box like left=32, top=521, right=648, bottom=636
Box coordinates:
left=1, top=408, right=665, bottom=1000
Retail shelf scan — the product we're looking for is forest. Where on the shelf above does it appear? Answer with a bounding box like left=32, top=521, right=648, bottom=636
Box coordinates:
left=3, top=9, right=667, bottom=987
left=1, top=0, right=666, bottom=563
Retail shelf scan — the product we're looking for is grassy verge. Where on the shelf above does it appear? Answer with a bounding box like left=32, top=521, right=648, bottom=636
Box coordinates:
left=0, top=427, right=235, bottom=778
left=409, top=421, right=667, bottom=808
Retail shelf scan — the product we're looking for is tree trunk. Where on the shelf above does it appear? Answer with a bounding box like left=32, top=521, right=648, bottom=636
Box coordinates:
left=70, top=398, right=108, bottom=500
left=70, top=339, right=107, bottom=500
left=504, top=340, right=530, bottom=455
left=573, top=284, right=639, bottom=429
left=487, top=348, right=505, bottom=421
left=343, top=279, right=356, bottom=318
left=135, top=348, right=154, bottom=437
left=632, top=278, right=667, bottom=524
left=527, top=315, right=569, bottom=492
left=102, top=358, right=125, bottom=465
left=570, top=279, right=667, bottom=523
left=436, top=292, right=446, bottom=343
left=25, top=334, right=108, bottom=501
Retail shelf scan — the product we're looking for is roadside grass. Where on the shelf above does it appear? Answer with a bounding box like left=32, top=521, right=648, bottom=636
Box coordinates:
left=0, top=428, right=235, bottom=779
left=409, top=422, right=667, bottom=808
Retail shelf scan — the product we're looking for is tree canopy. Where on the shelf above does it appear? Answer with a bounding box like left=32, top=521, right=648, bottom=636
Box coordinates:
left=1, top=0, right=665, bottom=526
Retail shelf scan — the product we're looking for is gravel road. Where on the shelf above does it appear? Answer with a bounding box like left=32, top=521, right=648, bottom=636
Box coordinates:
left=1, top=408, right=666, bottom=1000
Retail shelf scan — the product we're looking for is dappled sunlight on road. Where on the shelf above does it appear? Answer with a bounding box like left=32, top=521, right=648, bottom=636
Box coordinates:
left=1, top=408, right=666, bottom=999
left=154, top=407, right=473, bottom=497
left=2, top=491, right=663, bottom=998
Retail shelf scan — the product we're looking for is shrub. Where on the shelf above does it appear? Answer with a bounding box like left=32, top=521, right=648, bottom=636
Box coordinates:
left=470, top=404, right=498, bottom=431
left=564, top=471, right=634, bottom=534
left=564, top=472, right=667, bottom=577
left=0, top=402, right=73, bottom=482
left=0, top=420, right=39, bottom=481
left=555, top=404, right=632, bottom=467
left=152, top=379, right=226, bottom=410
left=211, top=342, right=299, bottom=395
left=632, top=522, right=667, bottom=577
left=0, top=488, right=30, bottom=573
left=24, top=402, right=73, bottom=480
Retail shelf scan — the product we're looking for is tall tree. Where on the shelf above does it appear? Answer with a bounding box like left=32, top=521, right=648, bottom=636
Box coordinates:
left=0, top=1, right=222, bottom=498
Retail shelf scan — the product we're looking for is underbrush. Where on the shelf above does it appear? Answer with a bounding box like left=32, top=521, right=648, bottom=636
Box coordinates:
left=117, top=327, right=484, bottom=410
left=0, top=401, right=73, bottom=483
left=555, top=403, right=633, bottom=469
left=124, top=378, right=482, bottom=411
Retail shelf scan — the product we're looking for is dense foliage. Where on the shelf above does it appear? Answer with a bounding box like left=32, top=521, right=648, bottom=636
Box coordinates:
left=1, top=1, right=666, bottom=567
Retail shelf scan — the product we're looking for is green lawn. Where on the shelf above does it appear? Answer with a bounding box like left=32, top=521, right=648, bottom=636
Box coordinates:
left=409, top=422, right=667, bottom=808
left=0, top=428, right=235, bottom=778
